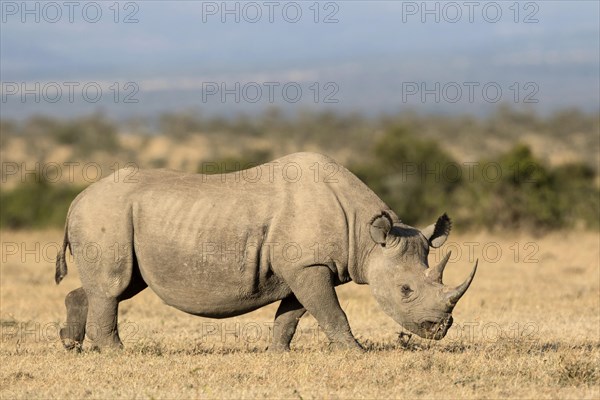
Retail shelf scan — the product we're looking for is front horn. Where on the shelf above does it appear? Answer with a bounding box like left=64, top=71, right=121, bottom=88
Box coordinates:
left=445, top=260, right=478, bottom=305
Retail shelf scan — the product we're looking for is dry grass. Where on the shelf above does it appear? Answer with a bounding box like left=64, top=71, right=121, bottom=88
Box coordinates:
left=1, top=229, right=599, bottom=399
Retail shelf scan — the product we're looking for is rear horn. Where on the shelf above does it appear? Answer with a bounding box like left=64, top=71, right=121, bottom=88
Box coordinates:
left=425, top=251, right=452, bottom=283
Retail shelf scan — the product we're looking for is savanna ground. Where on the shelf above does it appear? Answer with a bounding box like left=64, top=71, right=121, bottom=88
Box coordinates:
left=1, top=229, right=598, bottom=399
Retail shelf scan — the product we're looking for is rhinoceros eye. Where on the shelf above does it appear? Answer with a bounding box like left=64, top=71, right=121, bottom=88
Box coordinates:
left=400, top=284, right=413, bottom=296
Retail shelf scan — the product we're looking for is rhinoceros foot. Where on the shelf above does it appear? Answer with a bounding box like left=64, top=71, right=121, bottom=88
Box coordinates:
left=327, top=340, right=365, bottom=353
left=59, top=335, right=83, bottom=353
left=267, top=343, right=292, bottom=353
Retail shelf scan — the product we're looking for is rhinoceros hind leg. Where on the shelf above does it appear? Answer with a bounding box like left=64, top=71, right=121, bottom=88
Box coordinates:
left=86, top=295, right=123, bottom=351
left=117, top=257, right=147, bottom=301
left=268, top=295, right=306, bottom=352
left=60, top=287, right=88, bottom=351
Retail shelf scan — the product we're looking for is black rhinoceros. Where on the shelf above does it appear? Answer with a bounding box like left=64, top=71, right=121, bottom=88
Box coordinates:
left=55, top=152, right=476, bottom=351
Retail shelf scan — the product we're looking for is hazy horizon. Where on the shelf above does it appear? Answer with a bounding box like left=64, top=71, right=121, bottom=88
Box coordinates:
left=1, top=1, right=599, bottom=120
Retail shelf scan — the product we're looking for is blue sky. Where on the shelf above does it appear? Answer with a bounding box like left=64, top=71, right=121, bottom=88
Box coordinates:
left=1, top=1, right=599, bottom=119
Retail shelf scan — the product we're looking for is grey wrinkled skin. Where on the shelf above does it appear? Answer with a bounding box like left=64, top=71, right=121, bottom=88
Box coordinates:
left=55, top=152, right=477, bottom=351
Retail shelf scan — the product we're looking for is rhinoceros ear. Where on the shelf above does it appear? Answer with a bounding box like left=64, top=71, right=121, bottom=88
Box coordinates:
left=369, top=211, right=393, bottom=245
left=422, top=213, right=452, bottom=248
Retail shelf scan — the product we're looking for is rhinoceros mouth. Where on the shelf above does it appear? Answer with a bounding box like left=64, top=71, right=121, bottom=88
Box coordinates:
left=419, top=315, right=453, bottom=340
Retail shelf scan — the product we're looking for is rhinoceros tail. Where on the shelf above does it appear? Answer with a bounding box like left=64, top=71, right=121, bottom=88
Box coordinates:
left=55, top=222, right=69, bottom=284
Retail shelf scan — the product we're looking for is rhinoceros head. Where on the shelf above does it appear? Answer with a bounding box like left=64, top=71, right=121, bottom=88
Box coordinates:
left=366, top=212, right=477, bottom=340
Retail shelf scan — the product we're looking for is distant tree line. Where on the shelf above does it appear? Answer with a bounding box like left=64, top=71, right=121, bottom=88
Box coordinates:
left=1, top=106, right=598, bottom=231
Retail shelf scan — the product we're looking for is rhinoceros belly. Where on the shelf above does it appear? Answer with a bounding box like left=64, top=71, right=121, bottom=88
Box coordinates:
left=129, top=184, right=291, bottom=318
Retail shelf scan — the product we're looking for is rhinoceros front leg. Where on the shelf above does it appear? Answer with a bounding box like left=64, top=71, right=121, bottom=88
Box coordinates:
left=268, top=295, right=306, bottom=352
left=282, top=265, right=363, bottom=351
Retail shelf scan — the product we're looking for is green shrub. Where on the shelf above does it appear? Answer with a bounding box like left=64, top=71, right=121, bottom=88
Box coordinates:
left=552, top=162, right=600, bottom=229
left=459, top=144, right=559, bottom=230
left=0, top=177, right=83, bottom=229
left=55, top=114, right=120, bottom=155
left=159, top=111, right=205, bottom=140
left=352, top=126, right=461, bottom=226
left=457, top=144, right=599, bottom=230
